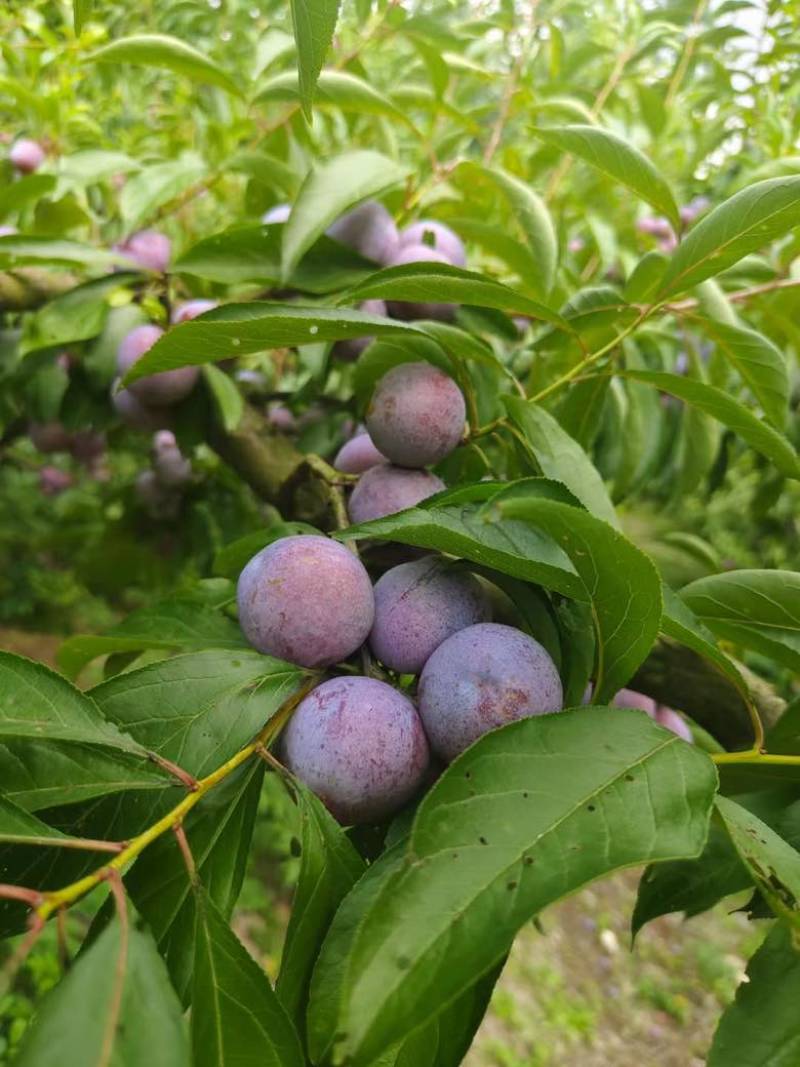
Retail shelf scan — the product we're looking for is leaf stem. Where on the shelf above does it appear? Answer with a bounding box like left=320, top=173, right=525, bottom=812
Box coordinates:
left=712, top=751, right=800, bottom=767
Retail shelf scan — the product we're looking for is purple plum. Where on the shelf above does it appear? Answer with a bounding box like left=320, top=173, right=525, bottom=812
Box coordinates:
left=348, top=464, right=444, bottom=524
left=655, top=706, right=693, bottom=742
left=267, top=404, right=296, bottom=431
left=612, top=688, right=657, bottom=718
left=237, top=535, right=374, bottom=668
left=334, top=433, right=386, bottom=475
left=262, top=203, right=291, bottom=223
left=369, top=556, right=491, bottom=674
left=115, top=230, right=171, bottom=273
left=135, top=469, right=180, bottom=520
left=39, top=466, right=72, bottom=495
left=10, top=139, right=45, bottom=174
left=29, top=421, right=72, bottom=454
left=171, top=299, right=217, bottom=324
left=366, top=361, right=465, bottom=468
left=331, top=299, right=388, bottom=362
left=282, top=676, right=430, bottom=824
left=327, top=200, right=399, bottom=265
left=117, top=324, right=198, bottom=407
left=151, top=431, right=191, bottom=488
left=385, top=243, right=456, bottom=321
left=112, top=382, right=171, bottom=431
left=418, top=622, right=563, bottom=761
left=70, top=430, right=106, bottom=465
left=400, top=219, right=466, bottom=267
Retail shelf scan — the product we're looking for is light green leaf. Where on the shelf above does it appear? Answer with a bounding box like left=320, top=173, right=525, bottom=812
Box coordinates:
left=120, top=157, right=206, bottom=232
left=20, top=273, right=135, bottom=356
left=290, top=0, right=342, bottom=119
left=203, top=363, right=244, bottom=433
left=0, top=174, right=57, bottom=220
left=624, top=370, right=800, bottom=480
left=73, top=0, right=91, bottom=33
left=281, top=150, right=409, bottom=280
left=89, top=34, right=241, bottom=96
left=657, top=177, right=800, bottom=297
left=531, top=124, right=680, bottom=230
left=0, top=235, right=123, bottom=270
left=256, top=70, right=412, bottom=127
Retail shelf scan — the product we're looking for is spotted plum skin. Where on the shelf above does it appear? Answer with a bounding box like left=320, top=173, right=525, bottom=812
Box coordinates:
left=237, top=535, right=374, bottom=668
left=348, top=464, right=444, bottom=524
left=115, top=230, right=171, bottom=272
left=418, top=622, right=563, bottom=762
left=117, top=325, right=199, bottom=407
left=332, top=300, right=387, bottom=362
left=282, top=676, right=429, bottom=824
left=334, top=433, right=386, bottom=475
left=400, top=220, right=466, bottom=267
left=385, top=243, right=455, bottom=321
left=327, top=200, right=399, bottom=265
left=369, top=557, right=491, bottom=674
left=366, top=361, right=465, bottom=468
left=171, top=299, right=217, bottom=324
left=10, top=139, right=45, bottom=174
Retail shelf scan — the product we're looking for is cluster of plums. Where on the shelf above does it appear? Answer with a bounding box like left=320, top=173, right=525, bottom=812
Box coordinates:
left=237, top=533, right=692, bottom=825
left=135, top=430, right=193, bottom=519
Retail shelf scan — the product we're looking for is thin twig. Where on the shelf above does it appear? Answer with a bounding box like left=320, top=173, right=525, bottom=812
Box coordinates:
left=483, top=1, right=538, bottom=164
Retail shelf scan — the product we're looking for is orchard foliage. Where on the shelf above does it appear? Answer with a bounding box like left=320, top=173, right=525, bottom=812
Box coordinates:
left=1, top=1, right=800, bottom=1065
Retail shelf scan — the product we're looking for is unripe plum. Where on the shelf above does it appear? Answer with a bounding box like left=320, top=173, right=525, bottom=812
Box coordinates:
left=282, top=676, right=429, bottom=824
left=418, top=622, right=563, bottom=762
left=115, top=230, right=171, bottom=273
left=327, top=200, right=399, bottom=265
left=117, top=325, right=198, bottom=407
left=369, top=556, right=491, bottom=674
left=366, top=361, right=465, bottom=468
left=112, top=382, right=170, bottom=431
left=655, top=706, right=693, bottom=742
left=10, top=138, right=45, bottom=174
left=237, top=535, right=374, bottom=668
left=400, top=219, right=466, bottom=267
left=29, top=421, right=72, bottom=454
left=385, top=244, right=455, bottom=321
left=171, top=299, right=217, bottom=324
left=332, top=299, right=387, bottom=362
left=612, top=688, right=657, bottom=718
left=348, top=464, right=444, bottom=524
left=262, top=203, right=291, bottom=223
left=333, top=433, right=386, bottom=475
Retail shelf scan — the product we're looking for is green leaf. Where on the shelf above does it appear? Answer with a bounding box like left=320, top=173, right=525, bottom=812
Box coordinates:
left=657, top=177, right=800, bottom=297
left=281, top=150, right=409, bottom=280
left=0, top=796, right=72, bottom=847
left=20, top=273, right=135, bottom=356
left=176, top=225, right=373, bottom=292
left=14, top=904, right=190, bottom=1067
left=337, top=481, right=583, bottom=600
left=498, top=496, right=662, bottom=702
left=0, top=174, right=57, bottom=220
left=695, top=317, right=789, bottom=428
left=623, top=370, right=800, bottom=479
left=503, top=396, right=618, bottom=526
left=58, top=588, right=246, bottom=679
left=120, top=157, right=206, bottom=232
left=531, top=124, right=681, bottom=230
left=73, top=0, right=91, bottom=33
left=340, top=262, right=568, bottom=330
left=277, top=785, right=365, bottom=1033
left=328, top=709, right=716, bottom=1066
left=57, top=150, right=141, bottom=188
left=121, top=305, right=422, bottom=385
left=204, top=364, right=244, bottom=433
left=212, top=524, right=319, bottom=580
left=88, top=34, right=241, bottom=96
left=0, top=234, right=123, bottom=270
left=682, top=570, right=800, bottom=673
left=193, top=888, right=304, bottom=1067
left=290, top=0, right=342, bottom=119
left=708, top=922, right=800, bottom=1067
left=256, top=70, right=412, bottom=127
left=456, top=163, right=558, bottom=299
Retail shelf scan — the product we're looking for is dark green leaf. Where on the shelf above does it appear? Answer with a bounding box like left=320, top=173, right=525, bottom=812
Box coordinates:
left=716, top=795, right=800, bottom=919
left=204, top=364, right=244, bottom=433
left=290, top=0, right=342, bottom=118
left=696, top=317, right=789, bottom=428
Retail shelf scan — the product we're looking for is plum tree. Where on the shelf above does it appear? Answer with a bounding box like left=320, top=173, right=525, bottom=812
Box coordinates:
left=281, top=675, right=430, bottom=824
left=418, top=622, right=563, bottom=761
left=262, top=203, right=291, bottom=223
left=366, top=361, right=466, bottom=468
left=348, top=464, right=444, bottom=524
left=171, top=299, right=217, bottom=324
left=237, top=534, right=374, bottom=667
left=327, top=200, right=399, bottom=265
left=331, top=299, right=388, bottom=361
left=385, top=243, right=456, bottom=320
left=400, top=219, right=466, bottom=267
left=9, top=138, right=44, bottom=173
left=369, top=556, right=491, bottom=674
left=114, top=229, right=171, bottom=272
left=117, top=324, right=198, bottom=407
left=333, top=432, right=386, bottom=474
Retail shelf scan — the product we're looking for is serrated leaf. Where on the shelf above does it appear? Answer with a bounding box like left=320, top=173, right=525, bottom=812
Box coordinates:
left=204, top=363, right=244, bottom=433
left=531, top=124, right=680, bottom=230
left=89, top=34, right=241, bottom=96
left=503, top=396, right=618, bottom=526
left=694, top=317, right=789, bottom=429
left=624, top=370, right=800, bottom=479
left=256, top=70, right=413, bottom=127
left=290, top=0, right=342, bottom=119
left=657, top=177, right=800, bottom=297
left=329, top=709, right=716, bottom=1066
left=708, top=921, right=800, bottom=1067
left=120, top=158, right=206, bottom=232
left=193, top=888, right=304, bottom=1067
left=682, top=570, right=800, bottom=673
left=281, top=150, right=409, bottom=280
left=14, top=904, right=190, bottom=1067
